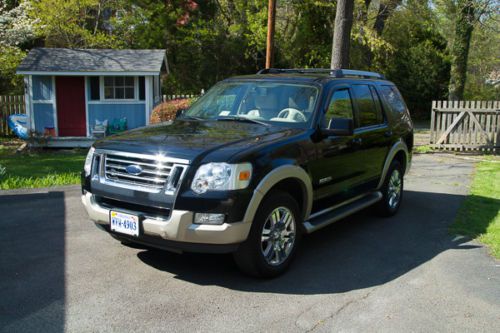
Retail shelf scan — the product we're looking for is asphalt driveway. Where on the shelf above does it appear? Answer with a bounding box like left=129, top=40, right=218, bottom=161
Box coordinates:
left=1, top=154, right=499, bottom=332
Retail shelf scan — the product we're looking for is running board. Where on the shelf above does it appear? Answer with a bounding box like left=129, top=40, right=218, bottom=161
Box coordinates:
left=303, top=192, right=383, bottom=234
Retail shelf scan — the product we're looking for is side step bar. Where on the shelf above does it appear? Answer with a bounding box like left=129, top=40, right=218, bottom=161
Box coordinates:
left=303, top=192, right=383, bottom=234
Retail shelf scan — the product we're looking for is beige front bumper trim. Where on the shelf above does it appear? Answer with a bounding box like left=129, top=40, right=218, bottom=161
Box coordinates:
left=81, top=192, right=251, bottom=245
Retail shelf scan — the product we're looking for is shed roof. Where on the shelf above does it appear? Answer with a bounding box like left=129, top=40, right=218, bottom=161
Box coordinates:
left=17, top=48, right=168, bottom=75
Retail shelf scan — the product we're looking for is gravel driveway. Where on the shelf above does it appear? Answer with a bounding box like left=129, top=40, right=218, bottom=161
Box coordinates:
left=1, top=153, right=499, bottom=332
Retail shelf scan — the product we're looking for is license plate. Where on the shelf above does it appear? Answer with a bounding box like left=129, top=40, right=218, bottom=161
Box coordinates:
left=110, top=211, right=139, bottom=237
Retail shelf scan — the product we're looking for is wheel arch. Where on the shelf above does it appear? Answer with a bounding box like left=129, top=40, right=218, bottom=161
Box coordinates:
left=377, top=139, right=411, bottom=190
left=242, top=165, right=313, bottom=224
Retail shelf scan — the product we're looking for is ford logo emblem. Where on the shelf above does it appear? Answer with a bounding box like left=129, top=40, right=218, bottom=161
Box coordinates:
left=125, top=164, right=143, bottom=175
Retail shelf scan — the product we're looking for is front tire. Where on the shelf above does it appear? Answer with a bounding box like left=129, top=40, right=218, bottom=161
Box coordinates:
left=375, top=160, right=404, bottom=217
left=233, top=190, right=302, bottom=278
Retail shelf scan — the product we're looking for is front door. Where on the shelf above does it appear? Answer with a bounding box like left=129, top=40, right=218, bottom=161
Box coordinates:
left=56, top=76, right=86, bottom=136
left=309, top=85, right=362, bottom=212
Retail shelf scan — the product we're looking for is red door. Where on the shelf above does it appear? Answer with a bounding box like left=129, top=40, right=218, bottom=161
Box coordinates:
left=56, top=76, right=86, bottom=136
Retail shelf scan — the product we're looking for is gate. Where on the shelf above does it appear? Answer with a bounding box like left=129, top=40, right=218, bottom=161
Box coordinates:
left=430, top=101, right=500, bottom=151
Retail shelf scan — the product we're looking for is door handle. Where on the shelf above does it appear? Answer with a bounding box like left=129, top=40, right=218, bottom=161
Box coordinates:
left=384, top=130, right=393, bottom=137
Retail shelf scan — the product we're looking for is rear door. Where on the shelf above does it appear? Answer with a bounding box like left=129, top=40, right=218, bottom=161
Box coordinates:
left=351, top=84, right=391, bottom=189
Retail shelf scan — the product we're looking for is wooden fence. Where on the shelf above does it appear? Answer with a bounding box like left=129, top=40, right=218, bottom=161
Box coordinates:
left=0, top=95, right=25, bottom=136
left=430, top=100, right=500, bottom=151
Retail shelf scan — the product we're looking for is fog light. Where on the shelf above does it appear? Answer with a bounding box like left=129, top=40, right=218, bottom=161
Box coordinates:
left=194, top=213, right=226, bottom=225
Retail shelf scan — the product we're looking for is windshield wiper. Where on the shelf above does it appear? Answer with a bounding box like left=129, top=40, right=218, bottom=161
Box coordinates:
left=217, top=116, right=270, bottom=127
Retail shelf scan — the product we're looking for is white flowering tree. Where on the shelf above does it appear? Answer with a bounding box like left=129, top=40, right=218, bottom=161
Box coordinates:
left=0, top=0, right=38, bottom=94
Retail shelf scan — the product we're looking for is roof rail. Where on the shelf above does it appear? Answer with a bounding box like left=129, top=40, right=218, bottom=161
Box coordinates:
left=256, top=68, right=385, bottom=79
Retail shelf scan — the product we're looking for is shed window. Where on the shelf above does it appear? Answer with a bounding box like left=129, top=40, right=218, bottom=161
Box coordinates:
left=104, top=76, right=135, bottom=99
left=32, top=76, right=52, bottom=101
left=89, top=77, right=100, bottom=100
left=138, top=77, right=145, bottom=101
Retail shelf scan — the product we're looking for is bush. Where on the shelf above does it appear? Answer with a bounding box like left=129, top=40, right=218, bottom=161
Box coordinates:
left=150, top=98, right=195, bottom=124
left=0, top=164, right=6, bottom=181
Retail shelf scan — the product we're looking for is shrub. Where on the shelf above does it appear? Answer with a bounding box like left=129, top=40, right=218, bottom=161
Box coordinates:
left=150, top=98, right=195, bottom=124
left=0, top=164, right=6, bottom=180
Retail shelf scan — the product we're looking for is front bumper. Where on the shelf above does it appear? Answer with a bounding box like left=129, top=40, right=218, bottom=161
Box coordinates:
left=81, top=192, right=252, bottom=253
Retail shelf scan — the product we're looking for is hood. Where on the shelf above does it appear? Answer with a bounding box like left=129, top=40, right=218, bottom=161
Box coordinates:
left=93, top=120, right=303, bottom=162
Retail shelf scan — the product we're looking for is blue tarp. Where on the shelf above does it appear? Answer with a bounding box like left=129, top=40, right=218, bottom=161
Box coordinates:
left=7, top=114, right=29, bottom=140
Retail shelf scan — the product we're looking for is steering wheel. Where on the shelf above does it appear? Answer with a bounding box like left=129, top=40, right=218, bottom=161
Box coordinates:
left=276, top=108, right=307, bottom=122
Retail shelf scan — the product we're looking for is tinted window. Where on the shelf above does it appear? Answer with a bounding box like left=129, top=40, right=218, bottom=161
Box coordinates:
left=324, top=89, right=353, bottom=128
left=89, top=77, right=100, bottom=100
left=352, top=84, right=382, bottom=127
left=379, top=85, right=406, bottom=113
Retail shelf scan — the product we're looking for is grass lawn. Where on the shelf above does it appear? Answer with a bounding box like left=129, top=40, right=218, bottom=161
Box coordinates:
left=413, top=145, right=433, bottom=154
left=0, top=138, right=86, bottom=190
left=451, top=158, right=500, bottom=258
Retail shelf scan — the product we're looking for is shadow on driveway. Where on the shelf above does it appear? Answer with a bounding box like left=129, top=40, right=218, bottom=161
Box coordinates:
left=0, top=191, right=66, bottom=332
left=137, top=190, right=496, bottom=294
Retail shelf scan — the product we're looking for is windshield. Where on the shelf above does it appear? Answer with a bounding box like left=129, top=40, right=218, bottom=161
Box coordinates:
left=183, top=81, right=319, bottom=127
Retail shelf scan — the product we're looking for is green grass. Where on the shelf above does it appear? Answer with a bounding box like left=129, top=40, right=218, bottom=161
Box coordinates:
left=451, top=159, right=500, bottom=258
left=0, top=140, right=86, bottom=190
left=414, top=145, right=433, bottom=154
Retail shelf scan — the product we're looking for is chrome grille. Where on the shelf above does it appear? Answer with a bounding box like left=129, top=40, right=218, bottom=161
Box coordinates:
left=103, top=152, right=178, bottom=191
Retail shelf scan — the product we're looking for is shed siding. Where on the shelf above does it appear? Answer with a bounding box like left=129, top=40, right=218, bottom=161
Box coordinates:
left=33, top=103, right=55, bottom=132
left=32, top=76, right=53, bottom=100
left=88, top=103, right=146, bottom=130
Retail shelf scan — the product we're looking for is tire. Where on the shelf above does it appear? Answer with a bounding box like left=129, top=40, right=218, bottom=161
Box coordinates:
left=375, top=160, right=404, bottom=217
left=233, top=190, right=302, bottom=278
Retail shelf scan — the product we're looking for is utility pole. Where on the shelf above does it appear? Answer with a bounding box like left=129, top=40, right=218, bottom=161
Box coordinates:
left=265, top=0, right=277, bottom=69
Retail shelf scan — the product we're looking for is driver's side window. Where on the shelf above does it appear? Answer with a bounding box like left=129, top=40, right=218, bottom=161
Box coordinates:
left=323, top=89, right=354, bottom=128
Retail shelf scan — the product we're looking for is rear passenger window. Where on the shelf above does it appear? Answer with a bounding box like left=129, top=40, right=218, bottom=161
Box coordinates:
left=352, top=84, right=382, bottom=128
left=323, top=89, right=354, bottom=127
left=379, top=85, right=406, bottom=114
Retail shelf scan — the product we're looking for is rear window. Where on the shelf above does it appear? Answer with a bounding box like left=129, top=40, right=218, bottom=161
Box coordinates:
left=379, top=85, right=407, bottom=114
left=352, top=84, right=383, bottom=127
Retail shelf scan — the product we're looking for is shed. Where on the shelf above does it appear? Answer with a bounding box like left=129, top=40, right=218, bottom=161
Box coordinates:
left=17, top=48, right=167, bottom=145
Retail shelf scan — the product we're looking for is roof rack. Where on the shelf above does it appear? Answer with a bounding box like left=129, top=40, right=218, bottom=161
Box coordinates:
left=256, top=68, right=385, bottom=79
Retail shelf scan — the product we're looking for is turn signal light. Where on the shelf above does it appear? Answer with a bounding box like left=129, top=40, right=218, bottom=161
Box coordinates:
left=239, top=170, right=251, bottom=181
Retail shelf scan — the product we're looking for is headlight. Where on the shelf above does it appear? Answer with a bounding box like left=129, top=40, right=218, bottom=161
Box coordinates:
left=191, top=162, right=252, bottom=194
left=84, top=147, right=95, bottom=176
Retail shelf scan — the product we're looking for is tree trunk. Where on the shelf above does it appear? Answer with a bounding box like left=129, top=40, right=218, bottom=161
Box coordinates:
left=265, top=0, right=277, bottom=69
left=331, top=0, right=355, bottom=69
left=448, top=1, right=475, bottom=101
left=373, top=0, right=402, bottom=36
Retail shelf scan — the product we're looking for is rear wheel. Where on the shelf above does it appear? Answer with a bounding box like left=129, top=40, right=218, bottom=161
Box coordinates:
left=375, top=160, right=404, bottom=217
left=233, top=190, right=302, bottom=278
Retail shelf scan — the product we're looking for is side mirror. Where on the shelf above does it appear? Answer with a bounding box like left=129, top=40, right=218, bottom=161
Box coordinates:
left=321, top=118, right=353, bottom=137
left=175, top=109, right=186, bottom=118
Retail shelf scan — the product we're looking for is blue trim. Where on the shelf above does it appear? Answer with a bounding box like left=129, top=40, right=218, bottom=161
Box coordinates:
left=33, top=103, right=55, bottom=133
left=32, top=76, right=52, bottom=100
left=88, top=103, right=146, bottom=132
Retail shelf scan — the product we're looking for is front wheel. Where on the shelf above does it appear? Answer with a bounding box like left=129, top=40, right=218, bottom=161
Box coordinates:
left=375, top=160, right=404, bottom=217
left=233, top=190, right=302, bottom=278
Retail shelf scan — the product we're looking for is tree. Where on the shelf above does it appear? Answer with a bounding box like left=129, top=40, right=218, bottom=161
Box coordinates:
left=0, top=0, right=38, bottom=95
left=331, top=0, right=355, bottom=69
left=448, top=0, right=475, bottom=100
left=30, top=0, right=123, bottom=48
left=446, top=0, right=498, bottom=100
left=373, top=0, right=402, bottom=36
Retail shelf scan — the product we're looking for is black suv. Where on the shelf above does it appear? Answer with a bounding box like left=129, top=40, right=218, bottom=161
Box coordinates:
left=81, top=69, right=413, bottom=277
